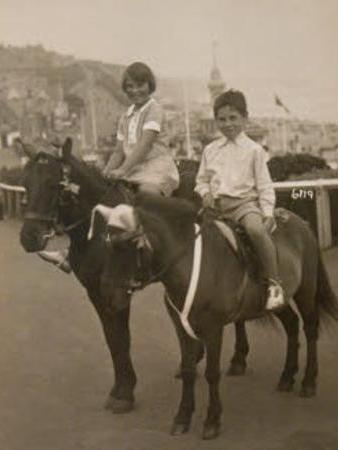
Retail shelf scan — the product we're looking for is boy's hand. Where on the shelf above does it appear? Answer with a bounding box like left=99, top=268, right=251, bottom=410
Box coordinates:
left=202, top=193, right=215, bottom=209
left=263, top=216, right=277, bottom=233
left=105, top=167, right=126, bottom=180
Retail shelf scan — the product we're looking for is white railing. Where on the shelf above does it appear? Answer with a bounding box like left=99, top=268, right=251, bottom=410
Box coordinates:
left=0, top=183, right=25, bottom=219
left=273, top=179, right=338, bottom=249
left=1, top=179, right=338, bottom=249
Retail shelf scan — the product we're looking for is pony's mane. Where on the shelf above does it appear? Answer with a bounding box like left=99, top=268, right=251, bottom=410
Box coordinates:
left=135, top=193, right=199, bottom=222
left=68, top=155, right=107, bottom=201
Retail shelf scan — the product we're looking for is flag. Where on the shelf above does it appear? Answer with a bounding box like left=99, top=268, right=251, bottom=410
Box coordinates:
left=274, top=94, right=290, bottom=114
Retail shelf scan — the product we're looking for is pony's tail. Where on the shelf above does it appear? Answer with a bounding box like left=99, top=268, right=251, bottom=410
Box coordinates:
left=316, top=253, right=338, bottom=322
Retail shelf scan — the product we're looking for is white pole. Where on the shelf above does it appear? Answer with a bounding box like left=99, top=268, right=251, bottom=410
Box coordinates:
left=88, top=75, right=98, bottom=151
left=282, top=117, right=288, bottom=153
left=183, top=80, right=192, bottom=159
left=80, top=109, right=87, bottom=151
left=81, top=63, right=98, bottom=151
left=320, top=122, right=329, bottom=148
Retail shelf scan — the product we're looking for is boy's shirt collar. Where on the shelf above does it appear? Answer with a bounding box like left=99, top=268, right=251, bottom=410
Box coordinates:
left=218, top=131, right=247, bottom=148
left=126, top=97, right=154, bottom=117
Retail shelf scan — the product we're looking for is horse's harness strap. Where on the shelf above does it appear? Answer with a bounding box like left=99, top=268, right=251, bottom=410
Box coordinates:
left=62, top=218, right=87, bottom=232
left=24, top=211, right=56, bottom=221
left=166, top=220, right=250, bottom=336
left=166, top=223, right=202, bottom=340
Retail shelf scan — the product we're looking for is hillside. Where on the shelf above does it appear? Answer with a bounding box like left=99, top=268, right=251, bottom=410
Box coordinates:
left=0, top=44, right=127, bottom=103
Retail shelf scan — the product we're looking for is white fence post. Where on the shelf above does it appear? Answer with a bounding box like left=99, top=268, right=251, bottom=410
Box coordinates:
left=273, top=178, right=338, bottom=250
left=0, top=183, right=26, bottom=219
left=316, top=186, right=332, bottom=249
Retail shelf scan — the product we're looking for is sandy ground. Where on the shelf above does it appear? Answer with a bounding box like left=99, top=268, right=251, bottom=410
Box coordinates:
left=1, top=219, right=338, bottom=450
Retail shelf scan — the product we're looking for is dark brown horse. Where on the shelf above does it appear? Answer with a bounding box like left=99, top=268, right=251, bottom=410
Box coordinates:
left=19, top=140, right=140, bottom=413
left=18, top=141, right=205, bottom=415
left=97, top=193, right=338, bottom=439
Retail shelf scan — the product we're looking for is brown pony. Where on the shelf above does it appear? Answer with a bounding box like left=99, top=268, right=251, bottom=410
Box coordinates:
left=98, top=193, right=338, bottom=440
left=18, top=141, right=205, bottom=416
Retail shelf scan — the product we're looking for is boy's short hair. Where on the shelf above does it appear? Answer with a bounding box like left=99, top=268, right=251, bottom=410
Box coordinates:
left=122, top=62, right=156, bottom=94
left=213, top=89, right=248, bottom=118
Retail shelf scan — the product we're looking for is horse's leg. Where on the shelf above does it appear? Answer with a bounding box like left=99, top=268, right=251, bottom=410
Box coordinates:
left=89, top=292, right=137, bottom=413
left=165, top=296, right=204, bottom=379
left=227, top=321, right=249, bottom=376
left=293, top=247, right=320, bottom=397
left=299, top=308, right=319, bottom=397
left=202, top=324, right=224, bottom=440
left=274, top=306, right=300, bottom=392
left=168, top=321, right=200, bottom=435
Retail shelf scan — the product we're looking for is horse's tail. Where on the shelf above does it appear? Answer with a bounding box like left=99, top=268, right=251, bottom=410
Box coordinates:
left=316, top=252, right=338, bottom=322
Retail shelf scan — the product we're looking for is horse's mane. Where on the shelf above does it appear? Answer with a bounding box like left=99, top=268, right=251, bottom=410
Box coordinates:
left=68, top=155, right=108, bottom=202
left=135, top=193, right=199, bottom=222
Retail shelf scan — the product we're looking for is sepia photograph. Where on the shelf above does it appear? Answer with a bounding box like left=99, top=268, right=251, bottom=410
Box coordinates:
left=1, top=1, right=338, bottom=449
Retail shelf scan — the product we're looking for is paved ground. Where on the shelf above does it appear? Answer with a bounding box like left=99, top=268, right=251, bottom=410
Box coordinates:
left=1, top=219, right=338, bottom=450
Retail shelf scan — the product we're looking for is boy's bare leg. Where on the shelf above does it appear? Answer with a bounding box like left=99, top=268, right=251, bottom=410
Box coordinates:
left=240, top=213, right=285, bottom=310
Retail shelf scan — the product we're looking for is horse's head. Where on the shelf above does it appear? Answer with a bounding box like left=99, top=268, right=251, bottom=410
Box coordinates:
left=20, top=148, right=65, bottom=252
left=19, top=137, right=84, bottom=251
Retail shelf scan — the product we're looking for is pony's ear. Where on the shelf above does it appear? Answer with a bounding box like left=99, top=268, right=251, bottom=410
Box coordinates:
left=62, top=137, right=73, bottom=160
left=14, top=138, right=36, bottom=159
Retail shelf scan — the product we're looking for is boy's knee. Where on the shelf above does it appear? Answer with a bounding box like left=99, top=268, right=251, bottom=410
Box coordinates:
left=241, top=214, right=265, bottom=240
left=138, top=183, right=162, bottom=195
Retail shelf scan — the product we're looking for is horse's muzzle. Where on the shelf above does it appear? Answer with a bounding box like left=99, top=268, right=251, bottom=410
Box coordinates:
left=20, top=220, right=52, bottom=252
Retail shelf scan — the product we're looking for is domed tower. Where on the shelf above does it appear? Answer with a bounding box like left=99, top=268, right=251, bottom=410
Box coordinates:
left=208, top=41, right=225, bottom=103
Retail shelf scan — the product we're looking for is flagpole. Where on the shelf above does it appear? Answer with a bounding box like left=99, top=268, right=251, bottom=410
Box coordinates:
left=282, top=117, right=288, bottom=153
left=274, top=93, right=290, bottom=153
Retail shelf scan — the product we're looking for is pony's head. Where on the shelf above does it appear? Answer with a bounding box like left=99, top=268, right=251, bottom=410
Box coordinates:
left=19, top=137, right=105, bottom=253
left=20, top=146, right=65, bottom=252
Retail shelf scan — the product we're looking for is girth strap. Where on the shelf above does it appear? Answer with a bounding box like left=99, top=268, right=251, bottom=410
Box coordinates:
left=166, top=223, right=202, bottom=340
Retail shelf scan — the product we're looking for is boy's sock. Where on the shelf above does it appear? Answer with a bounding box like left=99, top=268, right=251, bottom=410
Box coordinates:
left=265, top=278, right=285, bottom=311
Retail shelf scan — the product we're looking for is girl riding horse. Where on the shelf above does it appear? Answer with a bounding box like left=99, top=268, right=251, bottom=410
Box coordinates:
left=39, top=61, right=179, bottom=272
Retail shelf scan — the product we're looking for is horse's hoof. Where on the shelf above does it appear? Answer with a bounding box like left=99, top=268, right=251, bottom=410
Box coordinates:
left=226, top=363, right=246, bottom=376
left=105, top=396, right=134, bottom=414
left=202, top=423, right=221, bottom=440
left=299, top=385, right=316, bottom=398
left=170, top=422, right=190, bottom=435
left=277, top=379, right=294, bottom=392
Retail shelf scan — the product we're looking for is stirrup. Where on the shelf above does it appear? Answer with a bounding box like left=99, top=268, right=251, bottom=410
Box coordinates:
left=265, top=278, right=285, bottom=311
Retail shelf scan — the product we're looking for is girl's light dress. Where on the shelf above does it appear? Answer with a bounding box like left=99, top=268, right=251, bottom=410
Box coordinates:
left=117, top=98, right=179, bottom=196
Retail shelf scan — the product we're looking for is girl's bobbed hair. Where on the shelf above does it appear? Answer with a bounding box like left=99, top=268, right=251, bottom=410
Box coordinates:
left=122, top=62, right=156, bottom=94
left=213, top=89, right=248, bottom=118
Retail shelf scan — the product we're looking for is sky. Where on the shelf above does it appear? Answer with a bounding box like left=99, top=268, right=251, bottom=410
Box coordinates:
left=1, top=0, right=338, bottom=120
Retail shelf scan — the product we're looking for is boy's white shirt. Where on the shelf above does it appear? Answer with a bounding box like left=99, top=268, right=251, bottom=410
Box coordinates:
left=194, top=132, right=275, bottom=217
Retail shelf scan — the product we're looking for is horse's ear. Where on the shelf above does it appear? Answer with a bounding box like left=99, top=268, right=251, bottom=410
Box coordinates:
left=62, top=137, right=73, bottom=160
left=14, top=138, right=36, bottom=159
